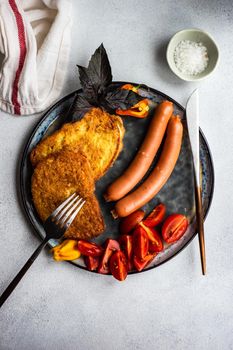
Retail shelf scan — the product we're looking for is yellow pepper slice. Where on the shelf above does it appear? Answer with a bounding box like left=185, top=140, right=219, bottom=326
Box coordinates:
left=52, top=239, right=81, bottom=261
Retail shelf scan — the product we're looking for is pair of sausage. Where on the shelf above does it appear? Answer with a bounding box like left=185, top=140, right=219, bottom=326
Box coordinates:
left=114, top=115, right=183, bottom=217
left=105, top=101, right=183, bottom=218
left=105, top=101, right=174, bottom=202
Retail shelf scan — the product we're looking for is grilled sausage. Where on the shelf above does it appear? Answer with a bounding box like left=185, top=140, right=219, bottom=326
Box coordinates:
left=113, top=115, right=183, bottom=218
left=105, top=101, right=173, bottom=201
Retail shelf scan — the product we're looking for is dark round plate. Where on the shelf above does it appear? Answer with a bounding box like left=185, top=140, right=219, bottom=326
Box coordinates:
left=20, top=82, right=214, bottom=274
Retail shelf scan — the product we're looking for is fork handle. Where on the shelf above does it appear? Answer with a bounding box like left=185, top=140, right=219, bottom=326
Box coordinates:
left=0, top=238, right=49, bottom=308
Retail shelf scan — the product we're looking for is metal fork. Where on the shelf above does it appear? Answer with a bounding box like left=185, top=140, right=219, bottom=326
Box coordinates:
left=0, top=193, right=85, bottom=308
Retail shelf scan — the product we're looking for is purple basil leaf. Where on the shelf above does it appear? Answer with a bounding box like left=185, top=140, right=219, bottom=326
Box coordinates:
left=88, top=43, right=112, bottom=90
left=103, top=88, right=144, bottom=110
left=74, top=45, right=145, bottom=120
left=77, top=44, right=112, bottom=104
left=77, top=65, right=99, bottom=103
left=71, top=93, right=94, bottom=121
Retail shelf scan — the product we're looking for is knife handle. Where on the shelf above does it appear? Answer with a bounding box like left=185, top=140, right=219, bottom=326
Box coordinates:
left=195, top=185, right=206, bottom=275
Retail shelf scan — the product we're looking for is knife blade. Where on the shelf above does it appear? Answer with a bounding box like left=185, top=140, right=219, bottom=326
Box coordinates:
left=186, top=89, right=206, bottom=275
left=186, top=89, right=200, bottom=186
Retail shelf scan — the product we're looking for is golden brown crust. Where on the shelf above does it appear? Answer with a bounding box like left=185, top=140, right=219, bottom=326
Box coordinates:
left=30, top=107, right=125, bottom=180
left=31, top=150, right=105, bottom=240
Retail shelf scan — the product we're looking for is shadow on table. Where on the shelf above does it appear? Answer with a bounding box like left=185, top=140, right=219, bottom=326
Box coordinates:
left=15, top=119, right=51, bottom=259
left=154, top=38, right=187, bottom=87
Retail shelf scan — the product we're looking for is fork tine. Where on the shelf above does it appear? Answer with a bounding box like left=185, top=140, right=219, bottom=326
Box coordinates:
left=51, top=192, right=77, bottom=218
left=54, top=194, right=80, bottom=222
left=54, top=195, right=80, bottom=222
left=57, top=196, right=83, bottom=225
left=62, top=198, right=86, bottom=230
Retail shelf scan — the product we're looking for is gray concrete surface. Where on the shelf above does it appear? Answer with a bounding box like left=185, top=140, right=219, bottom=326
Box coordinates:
left=0, top=1, right=233, bottom=349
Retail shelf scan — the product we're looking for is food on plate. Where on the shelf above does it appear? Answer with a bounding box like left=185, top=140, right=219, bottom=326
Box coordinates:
left=149, top=235, right=163, bottom=253
left=31, top=150, right=105, bottom=240
left=119, top=235, right=133, bottom=271
left=119, top=210, right=145, bottom=235
left=116, top=99, right=150, bottom=118
left=139, top=223, right=163, bottom=253
left=162, top=214, right=188, bottom=243
left=142, top=203, right=166, bottom=227
left=113, top=115, right=183, bottom=217
left=105, top=101, right=174, bottom=202
left=110, top=251, right=128, bottom=281
left=29, top=41, right=191, bottom=280
left=133, top=253, right=156, bottom=272
left=56, top=210, right=189, bottom=279
left=30, top=107, right=125, bottom=180
left=98, top=239, right=120, bottom=274
left=133, top=226, right=149, bottom=260
left=77, top=240, right=104, bottom=257
left=52, top=240, right=81, bottom=261
left=84, top=256, right=100, bottom=271
left=115, top=84, right=150, bottom=119
left=120, top=84, right=139, bottom=93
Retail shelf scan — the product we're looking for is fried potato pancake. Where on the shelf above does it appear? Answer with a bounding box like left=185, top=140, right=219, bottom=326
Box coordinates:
left=30, top=107, right=125, bottom=180
left=31, top=150, right=105, bottom=240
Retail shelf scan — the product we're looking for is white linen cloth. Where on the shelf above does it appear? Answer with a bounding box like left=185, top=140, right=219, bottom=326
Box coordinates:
left=0, top=0, right=72, bottom=115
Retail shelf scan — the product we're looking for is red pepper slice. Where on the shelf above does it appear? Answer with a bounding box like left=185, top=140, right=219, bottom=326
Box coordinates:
left=143, top=203, right=166, bottom=227
left=162, top=214, right=188, bottom=243
left=98, top=239, right=120, bottom=274
left=133, top=226, right=149, bottom=260
left=110, top=251, right=128, bottom=281
left=77, top=240, right=104, bottom=257
left=133, top=253, right=156, bottom=272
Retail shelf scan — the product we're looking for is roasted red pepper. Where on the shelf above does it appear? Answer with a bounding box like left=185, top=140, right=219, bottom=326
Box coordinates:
left=116, top=84, right=150, bottom=118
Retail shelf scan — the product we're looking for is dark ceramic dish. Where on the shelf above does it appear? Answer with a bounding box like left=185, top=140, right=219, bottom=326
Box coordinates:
left=20, top=82, right=214, bottom=274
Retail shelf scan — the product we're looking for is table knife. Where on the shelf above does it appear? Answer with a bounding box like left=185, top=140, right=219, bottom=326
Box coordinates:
left=186, top=89, right=206, bottom=275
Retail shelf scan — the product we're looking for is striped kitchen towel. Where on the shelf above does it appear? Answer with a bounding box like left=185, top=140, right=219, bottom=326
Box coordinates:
left=0, top=0, right=72, bottom=115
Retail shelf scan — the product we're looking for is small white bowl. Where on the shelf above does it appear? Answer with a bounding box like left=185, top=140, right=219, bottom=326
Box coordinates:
left=166, top=28, right=219, bottom=81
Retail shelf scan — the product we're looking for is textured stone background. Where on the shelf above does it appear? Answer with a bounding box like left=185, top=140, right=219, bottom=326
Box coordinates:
left=0, top=1, right=233, bottom=349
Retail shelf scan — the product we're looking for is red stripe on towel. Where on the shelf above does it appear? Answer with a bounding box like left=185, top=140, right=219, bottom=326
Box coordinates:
left=8, top=0, right=27, bottom=115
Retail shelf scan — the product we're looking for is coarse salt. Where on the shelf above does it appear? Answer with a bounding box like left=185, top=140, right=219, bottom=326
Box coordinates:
left=174, top=40, right=209, bottom=75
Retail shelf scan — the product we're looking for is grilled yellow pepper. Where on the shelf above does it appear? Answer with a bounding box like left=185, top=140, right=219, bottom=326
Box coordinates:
left=52, top=240, right=81, bottom=261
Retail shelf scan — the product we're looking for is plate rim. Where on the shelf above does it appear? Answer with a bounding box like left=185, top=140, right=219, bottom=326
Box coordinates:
left=19, top=81, right=215, bottom=275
